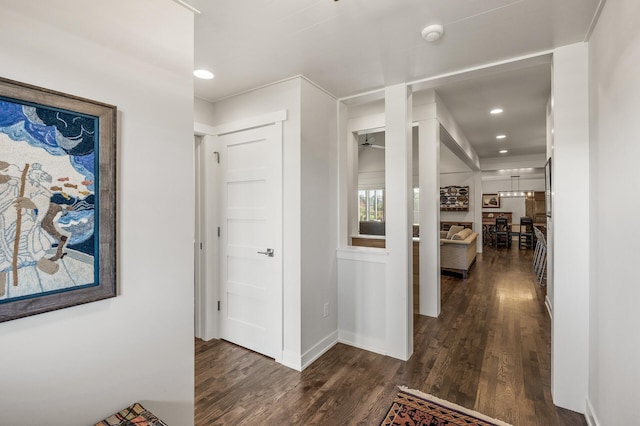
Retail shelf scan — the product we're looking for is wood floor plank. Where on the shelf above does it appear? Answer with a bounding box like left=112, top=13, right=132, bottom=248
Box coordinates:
left=195, top=245, right=586, bottom=426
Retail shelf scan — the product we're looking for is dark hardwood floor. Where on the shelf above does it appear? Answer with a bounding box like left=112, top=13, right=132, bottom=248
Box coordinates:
left=195, top=245, right=586, bottom=425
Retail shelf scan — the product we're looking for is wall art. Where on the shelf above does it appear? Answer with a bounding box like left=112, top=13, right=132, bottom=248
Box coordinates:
left=482, top=193, right=500, bottom=208
left=0, top=77, right=116, bottom=322
left=440, top=186, right=469, bottom=211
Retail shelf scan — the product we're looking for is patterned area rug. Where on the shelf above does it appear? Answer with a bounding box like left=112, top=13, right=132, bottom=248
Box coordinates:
left=381, top=387, right=513, bottom=426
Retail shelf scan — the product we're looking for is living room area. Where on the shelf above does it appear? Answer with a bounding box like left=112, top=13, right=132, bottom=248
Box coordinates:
left=349, top=60, right=550, bottom=297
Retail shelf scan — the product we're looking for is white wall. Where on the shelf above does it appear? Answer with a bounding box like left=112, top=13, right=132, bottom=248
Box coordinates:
left=337, top=250, right=388, bottom=353
left=545, top=97, right=554, bottom=316
left=434, top=94, right=481, bottom=171
left=336, top=88, right=415, bottom=359
left=300, top=79, right=339, bottom=367
left=337, top=100, right=390, bottom=355
left=587, top=1, right=640, bottom=424
left=551, top=42, right=590, bottom=414
left=204, top=78, right=304, bottom=368
left=195, top=97, right=217, bottom=127
left=347, top=98, right=385, bottom=119
left=0, top=2, right=195, bottom=425
left=204, top=77, right=340, bottom=370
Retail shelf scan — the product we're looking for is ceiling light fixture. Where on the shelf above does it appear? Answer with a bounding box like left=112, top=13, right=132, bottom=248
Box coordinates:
left=490, top=108, right=504, bottom=115
left=499, top=150, right=508, bottom=154
left=421, top=24, right=444, bottom=42
left=194, top=69, right=214, bottom=80
left=496, top=134, right=506, bottom=139
left=498, top=176, right=534, bottom=198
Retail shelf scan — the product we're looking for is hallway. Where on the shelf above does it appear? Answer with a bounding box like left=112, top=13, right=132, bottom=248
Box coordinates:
left=195, top=246, right=586, bottom=425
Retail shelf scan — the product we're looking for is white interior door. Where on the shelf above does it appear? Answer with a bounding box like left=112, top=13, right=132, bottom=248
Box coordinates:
left=219, top=123, right=282, bottom=359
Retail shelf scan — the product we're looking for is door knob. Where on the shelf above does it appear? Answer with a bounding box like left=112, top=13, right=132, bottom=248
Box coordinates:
left=257, top=248, right=274, bottom=257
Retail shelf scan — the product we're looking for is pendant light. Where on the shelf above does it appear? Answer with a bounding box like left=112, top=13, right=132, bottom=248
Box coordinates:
left=498, top=176, right=534, bottom=198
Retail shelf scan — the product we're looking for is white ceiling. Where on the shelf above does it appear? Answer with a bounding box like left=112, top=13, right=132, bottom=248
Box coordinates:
left=435, top=62, right=551, bottom=158
left=187, top=0, right=599, bottom=162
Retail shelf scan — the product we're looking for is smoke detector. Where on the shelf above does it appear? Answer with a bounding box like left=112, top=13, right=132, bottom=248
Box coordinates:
left=421, top=24, right=444, bottom=42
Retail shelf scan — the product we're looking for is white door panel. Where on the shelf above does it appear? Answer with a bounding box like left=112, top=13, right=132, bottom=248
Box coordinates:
left=219, top=124, right=282, bottom=359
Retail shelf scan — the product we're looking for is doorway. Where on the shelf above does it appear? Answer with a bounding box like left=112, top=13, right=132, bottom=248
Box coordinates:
left=194, top=114, right=285, bottom=362
left=218, top=124, right=282, bottom=359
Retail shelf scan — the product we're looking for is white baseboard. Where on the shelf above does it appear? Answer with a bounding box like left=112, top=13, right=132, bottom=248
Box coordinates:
left=279, top=331, right=339, bottom=372
left=301, top=330, right=338, bottom=370
left=338, top=329, right=387, bottom=357
left=279, top=349, right=302, bottom=372
left=585, top=398, right=601, bottom=426
left=545, top=295, right=553, bottom=320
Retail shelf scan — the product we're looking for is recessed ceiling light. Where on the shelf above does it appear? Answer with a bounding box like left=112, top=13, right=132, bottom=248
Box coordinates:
left=496, top=134, right=506, bottom=139
left=499, top=150, right=508, bottom=154
left=490, top=108, right=503, bottom=115
left=194, top=69, right=214, bottom=80
left=421, top=24, right=444, bottom=42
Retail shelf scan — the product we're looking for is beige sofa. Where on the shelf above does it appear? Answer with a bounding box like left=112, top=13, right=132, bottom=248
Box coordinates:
left=440, top=228, right=478, bottom=278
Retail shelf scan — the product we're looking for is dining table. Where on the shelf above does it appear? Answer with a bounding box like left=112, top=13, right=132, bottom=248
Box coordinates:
left=482, top=219, right=547, bottom=246
left=482, top=219, right=513, bottom=245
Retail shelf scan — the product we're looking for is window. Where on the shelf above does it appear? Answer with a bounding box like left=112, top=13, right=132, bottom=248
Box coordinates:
left=359, top=189, right=385, bottom=221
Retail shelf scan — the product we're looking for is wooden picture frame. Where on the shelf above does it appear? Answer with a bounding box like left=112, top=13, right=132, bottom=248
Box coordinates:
left=482, top=193, right=500, bottom=208
left=0, top=77, right=116, bottom=322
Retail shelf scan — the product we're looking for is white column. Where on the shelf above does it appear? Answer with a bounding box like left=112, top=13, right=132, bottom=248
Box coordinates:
left=337, top=101, right=351, bottom=247
left=551, top=42, right=590, bottom=413
left=474, top=172, right=483, bottom=253
left=384, top=84, right=413, bottom=360
left=418, top=118, right=440, bottom=317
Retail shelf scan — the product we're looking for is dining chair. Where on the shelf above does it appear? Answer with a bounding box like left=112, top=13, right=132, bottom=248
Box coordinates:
left=519, top=217, right=534, bottom=249
left=495, top=217, right=510, bottom=248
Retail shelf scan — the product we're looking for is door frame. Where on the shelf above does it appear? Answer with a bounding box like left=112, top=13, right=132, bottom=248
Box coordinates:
left=194, top=110, right=287, bottom=363
left=194, top=135, right=203, bottom=339
left=194, top=123, right=220, bottom=341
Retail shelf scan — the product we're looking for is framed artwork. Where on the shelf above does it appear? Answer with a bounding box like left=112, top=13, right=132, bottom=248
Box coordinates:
left=0, top=77, right=116, bottom=322
left=545, top=157, right=552, bottom=217
left=440, top=186, right=469, bottom=211
left=482, top=194, right=500, bottom=208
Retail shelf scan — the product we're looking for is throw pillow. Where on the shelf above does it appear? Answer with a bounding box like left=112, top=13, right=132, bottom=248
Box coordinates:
left=96, top=403, right=168, bottom=426
left=446, top=225, right=465, bottom=239
left=452, top=228, right=473, bottom=240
